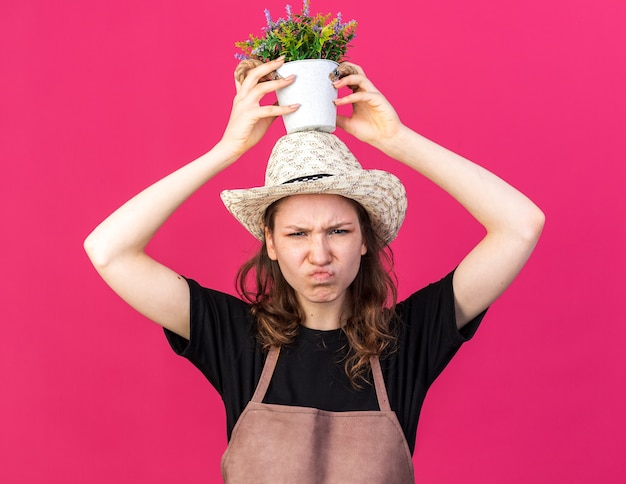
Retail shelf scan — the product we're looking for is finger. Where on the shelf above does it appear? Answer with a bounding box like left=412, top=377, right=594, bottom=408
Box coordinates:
left=332, top=75, right=378, bottom=95
left=333, top=90, right=376, bottom=106
left=234, top=59, right=263, bottom=86
left=239, top=57, right=286, bottom=92
left=258, top=103, right=300, bottom=118
left=242, top=103, right=300, bottom=126
left=252, top=74, right=296, bottom=98
left=233, top=74, right=295, bottom=108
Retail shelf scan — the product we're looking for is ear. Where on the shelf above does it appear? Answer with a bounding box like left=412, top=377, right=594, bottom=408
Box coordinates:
left=360, top=241, right=367, bottom=256
left=265, top=227, right=277, bottom=260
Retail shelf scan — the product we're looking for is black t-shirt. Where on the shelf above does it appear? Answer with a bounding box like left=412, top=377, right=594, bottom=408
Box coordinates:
left=165, top=270, right=484, bottom=454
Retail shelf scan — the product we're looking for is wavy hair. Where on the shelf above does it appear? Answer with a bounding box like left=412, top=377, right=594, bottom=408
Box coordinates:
left=236, top=197, right=398, bottom=387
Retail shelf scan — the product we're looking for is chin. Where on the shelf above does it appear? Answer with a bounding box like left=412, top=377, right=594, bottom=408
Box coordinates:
left=307, top=291, right=341, bottom=304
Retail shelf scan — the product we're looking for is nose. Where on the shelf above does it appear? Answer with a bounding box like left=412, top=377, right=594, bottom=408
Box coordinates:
left=308, top=234, right=332, bottom=266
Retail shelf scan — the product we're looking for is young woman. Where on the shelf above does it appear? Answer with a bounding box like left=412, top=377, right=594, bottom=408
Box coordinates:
left=84, top=58, right=544, bottom=483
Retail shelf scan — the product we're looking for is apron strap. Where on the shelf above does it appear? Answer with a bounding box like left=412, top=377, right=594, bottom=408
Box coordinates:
left=370, top=355, right=392, bottom=412
left=251, top=346, right=280, bottom=403
left=252, top=346, right=392, bottom=412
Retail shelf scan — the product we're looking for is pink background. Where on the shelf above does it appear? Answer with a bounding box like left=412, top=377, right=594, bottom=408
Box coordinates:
left=2, top=0, right=625, bottom=482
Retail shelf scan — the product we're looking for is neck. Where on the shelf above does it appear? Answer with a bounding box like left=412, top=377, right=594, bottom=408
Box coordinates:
left=298, top=298, right=347, bottom=331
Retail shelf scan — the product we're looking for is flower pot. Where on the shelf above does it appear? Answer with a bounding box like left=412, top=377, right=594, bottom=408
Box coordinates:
left=276, top=59, right=338, bottom=134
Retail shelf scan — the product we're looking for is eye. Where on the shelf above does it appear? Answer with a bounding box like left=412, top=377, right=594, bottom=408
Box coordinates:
left=330, top=229, right=349, bottom=235
left=287, top=231, right=305, bottom=237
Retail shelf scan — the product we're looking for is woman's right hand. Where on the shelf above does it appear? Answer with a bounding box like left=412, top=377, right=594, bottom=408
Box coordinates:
left=84, top=58, right=300, bottom=340
left=219, top=57, right=300, bottom=159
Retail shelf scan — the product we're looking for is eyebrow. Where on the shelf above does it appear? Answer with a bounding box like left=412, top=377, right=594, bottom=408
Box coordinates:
left=282, top=221, right=356, bottom=231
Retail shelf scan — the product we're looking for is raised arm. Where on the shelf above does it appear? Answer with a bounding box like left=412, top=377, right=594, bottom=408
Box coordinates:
left=84, top=58, right=298, bottom=339
left=333, top=63, right=545, bottom=328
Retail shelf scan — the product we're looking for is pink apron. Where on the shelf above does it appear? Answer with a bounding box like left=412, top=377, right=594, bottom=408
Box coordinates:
left=221, top=347, right=415, bottom=483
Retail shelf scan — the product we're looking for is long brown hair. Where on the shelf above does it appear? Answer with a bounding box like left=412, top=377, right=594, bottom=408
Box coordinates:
left=236, top=196, right=398, bottom=387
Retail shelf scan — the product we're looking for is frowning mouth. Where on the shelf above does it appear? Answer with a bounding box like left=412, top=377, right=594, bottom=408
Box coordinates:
left=309, top=271, right=334, bottom=283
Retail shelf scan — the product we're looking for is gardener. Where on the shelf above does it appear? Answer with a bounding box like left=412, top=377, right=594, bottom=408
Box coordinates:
left=84, top=57, right=544, bottom=483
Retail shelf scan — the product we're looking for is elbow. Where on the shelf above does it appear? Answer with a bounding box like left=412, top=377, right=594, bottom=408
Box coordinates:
left=83, top=233, right=101, bottom=267
left=84, top=229, right=141, bottom=271
left=520, top=204, right=546, bottom=246
left=83, top=231, right=112, bottom=270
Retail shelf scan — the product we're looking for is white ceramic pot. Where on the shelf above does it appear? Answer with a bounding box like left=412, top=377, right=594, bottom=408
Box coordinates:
left=276, top=59, right=338, bottom=133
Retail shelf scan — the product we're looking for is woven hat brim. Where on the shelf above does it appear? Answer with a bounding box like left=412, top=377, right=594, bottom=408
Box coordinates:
left=220, top=170, right=407, bottom=244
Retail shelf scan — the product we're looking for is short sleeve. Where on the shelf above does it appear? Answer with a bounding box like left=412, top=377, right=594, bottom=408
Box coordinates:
left=397, top=270, right=486, bottom=386
left=163, top=278, right=259, bottom=397
left=383, top=270, right=487, bottom=453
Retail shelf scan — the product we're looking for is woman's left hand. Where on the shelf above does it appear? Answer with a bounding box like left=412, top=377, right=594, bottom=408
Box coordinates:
left=333, top=63, right=404, bottom=150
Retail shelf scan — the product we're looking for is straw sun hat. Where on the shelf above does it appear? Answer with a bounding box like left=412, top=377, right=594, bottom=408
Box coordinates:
left=220, top=131, right=407, bottom=244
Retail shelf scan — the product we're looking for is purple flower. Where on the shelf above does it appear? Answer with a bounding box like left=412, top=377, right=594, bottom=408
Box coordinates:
left=264, top=8, right=273, bottom=27
left=234, top=53, right=249, bottom=60
left=302, top=0, right=309, bottom=17
left=285, top=4, right=292, bottom=19
left=334, top=13, right=342, bottom=34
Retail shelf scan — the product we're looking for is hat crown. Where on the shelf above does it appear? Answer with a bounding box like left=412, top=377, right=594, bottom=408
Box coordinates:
left=265, top=132, right=362, bottom=186
left=221, top=130, right=408, bottom=243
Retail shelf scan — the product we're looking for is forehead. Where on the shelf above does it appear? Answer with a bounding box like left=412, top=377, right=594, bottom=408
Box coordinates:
left=273, top=194, right=359, bottom=223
